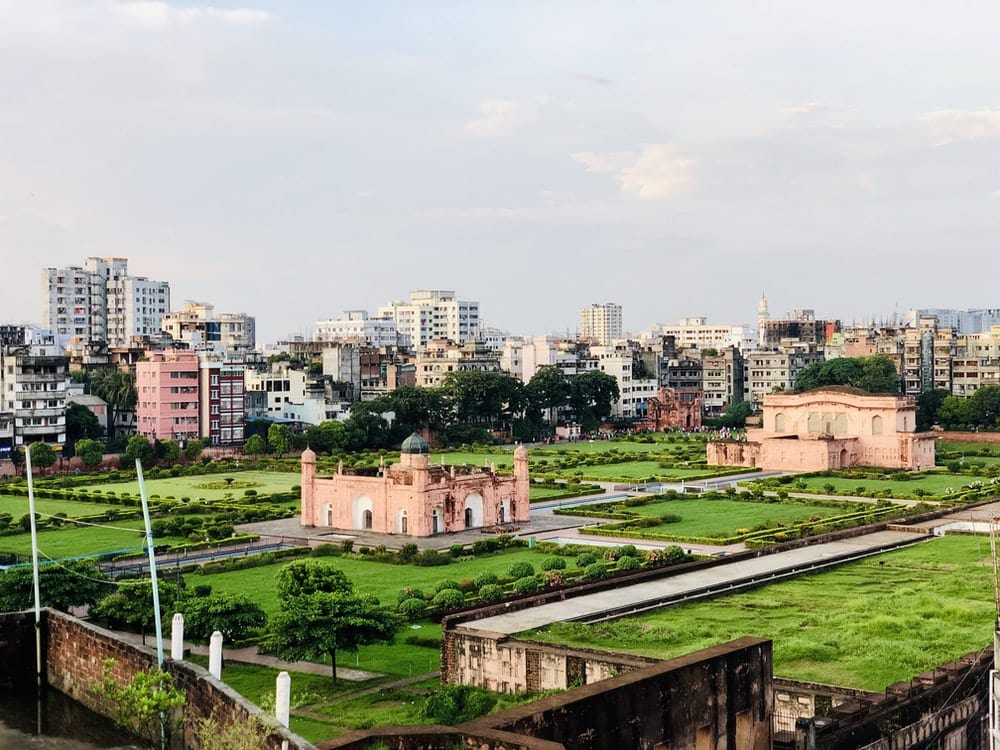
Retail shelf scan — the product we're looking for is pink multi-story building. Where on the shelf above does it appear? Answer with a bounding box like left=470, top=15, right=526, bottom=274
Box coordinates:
left=136, top=349, right=200, bottom=443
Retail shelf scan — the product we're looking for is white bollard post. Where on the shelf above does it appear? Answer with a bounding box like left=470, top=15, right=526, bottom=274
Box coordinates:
left=276, top=671, right=291, bottom=728
left=171, top=613, right=185, bottom=661
left=209, top=631, right=223, bottom=679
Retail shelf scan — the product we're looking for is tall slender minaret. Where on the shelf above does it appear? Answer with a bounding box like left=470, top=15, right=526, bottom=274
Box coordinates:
left=757, top=291, right=769, bottom=348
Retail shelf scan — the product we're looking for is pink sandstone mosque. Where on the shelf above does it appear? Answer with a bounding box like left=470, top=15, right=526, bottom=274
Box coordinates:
left=707, top=387, right=936, bottom=472
left=300, top=433, right=531, bottom=536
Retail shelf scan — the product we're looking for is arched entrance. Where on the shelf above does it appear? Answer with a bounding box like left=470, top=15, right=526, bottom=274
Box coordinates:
left=839, top=448, right=849, bottom=468
left=463, top=493, right=484, bottom=529
left=431, top=507, right=442, bottom=534
left=398, top=509, right=408, bottom=535
left=353, top=496, right=374, bottom=530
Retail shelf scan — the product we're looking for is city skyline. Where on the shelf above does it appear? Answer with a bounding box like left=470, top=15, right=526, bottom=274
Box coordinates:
left=3, top=1, right=1000, bottom=344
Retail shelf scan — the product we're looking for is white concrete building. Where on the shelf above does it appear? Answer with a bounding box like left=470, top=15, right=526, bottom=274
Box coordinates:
left=501, top=336, right=581, bottom=383
left=590, top=345, right=657, bottom=420
left=642, top=317, right=755, bottom=353
left=161, top=301, right=255, bottom=352
left=377, top=290, right=479, bottom=348
left=0, top=338, right=70, bottom=450
left=41, top=257, right=170, bottom=352
left=244, top=363, right=306, bottom=419
left=314, top=310, right=399, bottom=346
left=579, top=303, right=622, bottom=346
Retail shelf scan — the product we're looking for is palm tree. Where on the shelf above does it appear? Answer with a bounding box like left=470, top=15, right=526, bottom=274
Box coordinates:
left=88, top=369, right=137, bottom=441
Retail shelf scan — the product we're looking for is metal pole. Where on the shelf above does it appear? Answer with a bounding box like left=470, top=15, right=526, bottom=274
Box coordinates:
left=26, top=447, right=43, bottom=691
left=136, top=459, right=165, bottom=669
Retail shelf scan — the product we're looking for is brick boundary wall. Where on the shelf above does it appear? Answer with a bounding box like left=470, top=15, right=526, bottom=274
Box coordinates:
left=0, top=609, right=316, bottom=750
left=936, top=431, right=1000, bottom=444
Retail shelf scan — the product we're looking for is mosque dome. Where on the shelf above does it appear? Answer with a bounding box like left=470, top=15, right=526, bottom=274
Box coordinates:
left=400, top=432, right=430, bottom=455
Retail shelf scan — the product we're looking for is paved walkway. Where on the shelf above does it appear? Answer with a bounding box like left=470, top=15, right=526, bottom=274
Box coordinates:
left=113, top=631, right=381, bottom=681
left=463, top=529, right=929, bottom=635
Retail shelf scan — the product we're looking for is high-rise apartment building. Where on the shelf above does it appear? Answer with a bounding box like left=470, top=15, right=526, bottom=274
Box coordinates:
left=199, top=357, right=246, bottom=446
left=579, top=303, right=623, bottom=346
left=41, top=257, right=170, bottom=351
left=377, top=290, right=479, bottom=348
left=642, top=317, right=754, bottom=353
left=136, top=349, right=200, bottom=442
left=0, top=337, right=70, bottom=450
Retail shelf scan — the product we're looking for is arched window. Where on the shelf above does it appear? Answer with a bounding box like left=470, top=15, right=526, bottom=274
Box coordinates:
left=464, top=507, right=474, bottom=528
left=362, top=509, right=373, bottom=530
left=872, top=415, right=883, bottom=435
left=399, top=509, right=408, bottom=535
left=774, top=413, right=786, bottom=433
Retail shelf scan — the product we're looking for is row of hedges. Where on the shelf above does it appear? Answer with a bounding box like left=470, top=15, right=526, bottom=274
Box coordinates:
left=578, top=502, right=915, bottom=547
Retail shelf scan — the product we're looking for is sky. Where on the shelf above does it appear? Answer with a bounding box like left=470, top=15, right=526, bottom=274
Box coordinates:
left=2, top=1, right=999, bottom=346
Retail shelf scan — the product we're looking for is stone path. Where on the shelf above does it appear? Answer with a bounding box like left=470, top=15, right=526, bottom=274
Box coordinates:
left=463, top=529, right=930, bottom=635
left=113, top=631, right=380, bottom=681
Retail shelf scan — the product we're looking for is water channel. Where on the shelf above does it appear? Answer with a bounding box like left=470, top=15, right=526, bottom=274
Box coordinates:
left=0, top=687, right=145, bottom=749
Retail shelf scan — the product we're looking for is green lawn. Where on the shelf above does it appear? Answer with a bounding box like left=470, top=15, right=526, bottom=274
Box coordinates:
left=83, top=470, right=301, bottom=501
left=533, top=439, right=704, bottom=455
left=0, top=520, right=190, bottom=559
left=0, top=494, right=119, bottom=519
left=188, top=548, right=555, bottom=616
left=619, top=498, right=845, bottom=538
left=785, top=473, right=986, bottom=498
left=529, top=535, right=995, bottom=691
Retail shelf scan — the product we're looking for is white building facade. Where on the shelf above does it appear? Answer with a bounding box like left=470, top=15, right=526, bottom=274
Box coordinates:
left=314, top=310, right=399, bottom=346
left=378, top=290, right=479, bottom=349
left=579, top=303, right=623, bottom=346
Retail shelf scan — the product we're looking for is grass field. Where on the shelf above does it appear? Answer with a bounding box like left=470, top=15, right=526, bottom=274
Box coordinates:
left=529, top=535, right=995, bottom=691
left=785, top=473, right=985, bottom=497
left=188, top=548, right=553, bottom=615
left=616, top=498, right=846, bottom=538
left=0, top=520, right=189, bottom=559
left=0, top=495, right=119, bottom=518
left=84, top=470, right=301, bottom=501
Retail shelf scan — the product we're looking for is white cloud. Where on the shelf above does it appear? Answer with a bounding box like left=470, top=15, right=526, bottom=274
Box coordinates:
left=466, top=99, right=529, bottom=137
left=918, top=109, right=1000, bottom=145
left=779, top=102, right=829, bottom=119
left=110, top=1, right=269, bottom=30
left=573, top=145, right=694, bottom=199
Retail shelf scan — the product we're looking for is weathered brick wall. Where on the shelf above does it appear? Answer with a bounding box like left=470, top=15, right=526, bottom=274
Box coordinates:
left=481, top=637, right=773, bottom=750
left=1, top=610, right=315, bottom=750
left=935, top=431, right=1000, bottom=444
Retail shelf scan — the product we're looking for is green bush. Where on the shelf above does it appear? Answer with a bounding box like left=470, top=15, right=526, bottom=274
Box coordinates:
left=478, top=584, right=505, bottom=602
left=617, top=556, right=641, bottom=572
left=414, top=549, right=450, bottom=567
left=398, top=597, right=428, bottom=620
left=576, top=552, right=598, bottom=568
left=506, top=561, right=535, bottom=580
left=397, top=587, right=427, bottom=604
left=432, top=588, right=466, bottom=610
left=540, top=556, right=567, bottom=571
left=513, top=576, right=539, bottom=595
left=434, top=579, right=461, bottom=594
left=473, top=571, right=498, bottom=589
left=311, top=543, right=342, bottom=557
left=583, top=562, right=608, bottom=581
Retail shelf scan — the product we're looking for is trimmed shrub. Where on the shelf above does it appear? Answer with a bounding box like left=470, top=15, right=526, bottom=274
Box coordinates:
left=432, top=588, right=466, bottom=609
left=576, top=552, right=598, bottom=568
left=397, top=587, right=427, bottom=604
left=414, top=549, right=449, bottom=567
left=617, top=556, right=641, bottom=572
left=398, top=597, right=428, bottom=620
left=506, top=561, right=535, bottom=580
left=478, top=584, right=505, bottom=602
left=435, top=579, right=461, bottom=594
left=311, top=543, right=342, bottom=557
left=473, top=572, right=498, bottom=589
left=513, top=576, right=539, bottom=595
left=540, top=556, right=567, bottom=571
left=583, top=562, right=608, bottom=581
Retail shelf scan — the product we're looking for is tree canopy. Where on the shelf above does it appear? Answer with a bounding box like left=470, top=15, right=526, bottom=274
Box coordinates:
left=179, top=592, right=267, bottom=643
left=793, top=356, right=901, bottom=395
left=935, top=385, right=1000, bottom=430
left=262, top=560, right=400, bottom=682
left=0, top=560, right=111, bottom=613
left=91, top=578, right=183, bottom=644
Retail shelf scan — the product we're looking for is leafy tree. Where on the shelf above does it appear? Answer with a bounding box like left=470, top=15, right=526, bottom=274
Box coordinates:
left=92, top=579, right=183, bottom=645
left=262, top=560, right=400, bottom=682
left=423, top=684, right=497, bottom=725
left=178, top=592, right=267, bottom=643
left=440, top=371, right=525, bottom=432
left=75, top=438, right=104, bottom=468
left=93, top=660, right=186, bottom=743
left=243, top=434, right=267, bottom=456
left=267, top=423, right=292, bottom=456
left=303, top=420, right=350, bottom=454
left=568, top=371, right=620, bottom=432
left=184, top=438, right=205, bottom=462
left=28, top=442, right=57, bottom=473
left=794, top=355, right=900, bottom=395
left=719, top=400, right=753, bottom=429
left=66, top=402, right=104, bottom=453
left=526, top=366, right=571, bottom=413
left=124, top=435, right=154, bottom=465
left=0, top=560, right=110, bottom=613
left=155, top=439, right=181, bottom=465
left=970, top=385, right=1000, bottom=428
left=916, top=389, right=950, bottom=431
left=86, top=370, right=137, bottom=441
